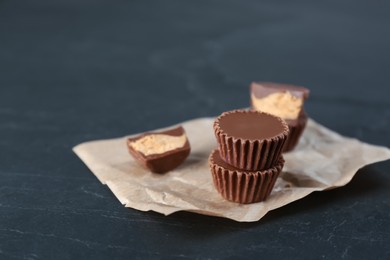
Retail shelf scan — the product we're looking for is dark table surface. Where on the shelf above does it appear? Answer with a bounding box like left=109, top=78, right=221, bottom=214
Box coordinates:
left=1, top=0, right=390, bottom=259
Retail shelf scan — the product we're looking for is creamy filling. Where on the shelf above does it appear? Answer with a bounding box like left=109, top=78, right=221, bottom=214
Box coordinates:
left=251, top=92, right=303, bottom=120
left=130, top=134, right=187, bottom=156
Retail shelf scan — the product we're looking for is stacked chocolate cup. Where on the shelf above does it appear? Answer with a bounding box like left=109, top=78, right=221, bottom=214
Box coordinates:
left=208, top=109, right=289, bottom=204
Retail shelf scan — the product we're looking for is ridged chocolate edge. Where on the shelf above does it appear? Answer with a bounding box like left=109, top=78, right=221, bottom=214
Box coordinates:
left=283, top=114, right=308, bottom=152
left=214, top=109, right=289, bottom=171
left=209, top=150, right=284, bottom=204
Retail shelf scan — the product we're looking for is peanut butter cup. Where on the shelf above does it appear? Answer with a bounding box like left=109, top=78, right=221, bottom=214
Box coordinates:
left=250, top=82, right=309, bottom=152
left=283, top=111, right=308, bottom=152
left=127, top=126, right=190, bottom=173
left=214, top=109, right=289, bottom=171
left=209, top=149, right=284, bottom=203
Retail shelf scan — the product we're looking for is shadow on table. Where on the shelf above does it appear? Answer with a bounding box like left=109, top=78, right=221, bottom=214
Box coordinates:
left=144, top=164, right=388, bottom=239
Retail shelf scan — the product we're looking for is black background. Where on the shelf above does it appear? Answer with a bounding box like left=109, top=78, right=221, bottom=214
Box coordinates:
left=1, top=0, right=389, bottom=259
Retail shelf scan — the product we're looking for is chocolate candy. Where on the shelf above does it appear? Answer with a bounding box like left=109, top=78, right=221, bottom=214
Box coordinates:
left=283, top=111, right=308, bottom=152
left=127, top=126, right=190, bottom=173
left=209, top=149, right=284, bottom=204
left=250, top=82, right=310, bottom=152
left=214, top=109, right=289, bottom=171
left=250, top=82, right=309, bottom=121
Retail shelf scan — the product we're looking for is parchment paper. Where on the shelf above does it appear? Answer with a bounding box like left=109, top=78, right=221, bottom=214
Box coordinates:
left=73, top=118, right=390, bottom=222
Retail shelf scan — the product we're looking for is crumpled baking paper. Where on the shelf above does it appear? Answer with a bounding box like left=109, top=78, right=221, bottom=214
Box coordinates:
left=73, top=118, right=390, bottom=222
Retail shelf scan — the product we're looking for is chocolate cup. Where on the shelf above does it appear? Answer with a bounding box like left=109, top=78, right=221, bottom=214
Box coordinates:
left=250, top=81, right=310, bottom=100
left=209, top=149, right=284, bottom=204
left=214, top=109, right=289, bottom=171
left=250, top=81, right=310, bottom=129
left=127, top=126, right=190, bottom=174
left=283, top=112, right=308, bottom=153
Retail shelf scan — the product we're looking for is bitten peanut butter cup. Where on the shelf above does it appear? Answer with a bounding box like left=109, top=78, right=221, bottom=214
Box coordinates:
left=209, top=149, right=284, bottom=204
left=214, top=109, right=289, bottom=171
left=250, top=82, right=309, bottom=120
left=283, top=111, right=308, bottom=152
left=127, top=126, right=190, bottom=173
left=250, top=82, right=310, bottom=152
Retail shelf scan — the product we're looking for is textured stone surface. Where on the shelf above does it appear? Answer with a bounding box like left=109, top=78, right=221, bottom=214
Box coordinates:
left=0, top=0, right=389, bottom=259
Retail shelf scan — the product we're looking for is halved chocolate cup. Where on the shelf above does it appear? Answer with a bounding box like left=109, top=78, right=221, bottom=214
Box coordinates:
left=214, top=109, right=289, bottom=171
left=283, top=112, right=308, bottom=152
left=250, top=81, right=309, bottom=121
left=127, top=126, right=190, bottom=173
left=209, top=149, right=284, bottom=204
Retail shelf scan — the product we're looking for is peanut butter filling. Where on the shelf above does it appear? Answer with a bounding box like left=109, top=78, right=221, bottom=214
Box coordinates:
left=129, top=134, right=187, bottom=156
left=251, top=92, right=303, bottom=120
